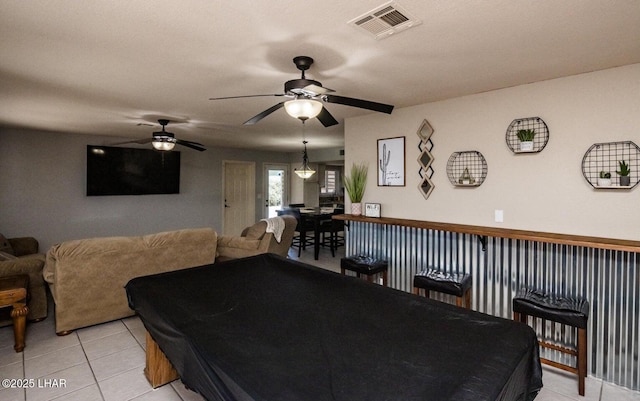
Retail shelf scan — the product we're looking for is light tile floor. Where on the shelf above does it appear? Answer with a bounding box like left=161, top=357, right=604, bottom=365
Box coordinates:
left=0, top=246, right=638, bottom=401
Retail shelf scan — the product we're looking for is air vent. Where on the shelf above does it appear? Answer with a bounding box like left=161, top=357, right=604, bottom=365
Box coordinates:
left=348, top=1, right=422, bottom=40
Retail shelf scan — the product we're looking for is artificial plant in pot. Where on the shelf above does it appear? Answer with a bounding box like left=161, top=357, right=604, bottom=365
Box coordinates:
left=516, top=129, right=536, bottom=152
left=616, top=160, right=631, bottom=186
left=344, top=162, right=368, bottom=216
left=597, top=170, right=611, bottom=187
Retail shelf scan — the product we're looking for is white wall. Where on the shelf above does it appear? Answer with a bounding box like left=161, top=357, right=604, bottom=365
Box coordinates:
left=345, top=64, right=640, bottom=241
left=0, top=129, right=291, bottom=250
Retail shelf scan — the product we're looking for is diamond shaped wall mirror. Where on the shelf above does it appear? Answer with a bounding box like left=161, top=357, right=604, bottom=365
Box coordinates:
left=417, top=119, right=435, bottom=199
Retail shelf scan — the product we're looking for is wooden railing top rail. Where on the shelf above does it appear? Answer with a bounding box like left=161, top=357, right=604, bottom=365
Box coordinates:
left=333, top=214, right=640, bottom=253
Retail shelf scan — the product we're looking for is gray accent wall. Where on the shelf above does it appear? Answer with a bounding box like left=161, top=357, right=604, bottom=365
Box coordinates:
left=0, top=128, right=291, bottom=250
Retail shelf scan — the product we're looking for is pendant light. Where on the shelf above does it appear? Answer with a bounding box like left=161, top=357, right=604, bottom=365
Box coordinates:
left=294, top=121, right=315, bottom=179
left=294, top=140, right=315, bottom=179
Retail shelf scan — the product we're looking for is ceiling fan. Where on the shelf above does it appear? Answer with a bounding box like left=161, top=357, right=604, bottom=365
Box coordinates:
left=115, top=119, right=206, bottom=151
left=209, top=56, right=394, bottom=127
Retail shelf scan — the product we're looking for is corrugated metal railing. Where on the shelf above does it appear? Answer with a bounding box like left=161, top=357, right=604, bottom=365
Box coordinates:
left=345, top=220, right=640, bottom=391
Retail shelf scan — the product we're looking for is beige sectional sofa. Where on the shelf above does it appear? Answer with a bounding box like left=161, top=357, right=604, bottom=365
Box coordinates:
left=44, top=228, right=218, bottom=334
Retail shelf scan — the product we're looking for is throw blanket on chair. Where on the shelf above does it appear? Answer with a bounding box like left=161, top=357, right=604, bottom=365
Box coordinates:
left=261, top=216, right=286, bottom=243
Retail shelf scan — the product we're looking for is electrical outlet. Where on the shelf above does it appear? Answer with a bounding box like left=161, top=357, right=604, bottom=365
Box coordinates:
left=495, top=210, right=504, bottom=223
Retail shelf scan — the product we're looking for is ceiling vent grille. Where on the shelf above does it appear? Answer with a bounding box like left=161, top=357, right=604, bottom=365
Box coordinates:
left=348, top=1, right=422, bottom=40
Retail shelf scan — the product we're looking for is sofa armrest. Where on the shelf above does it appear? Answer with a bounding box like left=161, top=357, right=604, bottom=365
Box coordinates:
left=1, top=257, right=45, bottom=277
left=0, top=257, right=47, bottom=322
left=217, top=235, right=269, bottom=260
left=8, top=237, right=39, bottom=257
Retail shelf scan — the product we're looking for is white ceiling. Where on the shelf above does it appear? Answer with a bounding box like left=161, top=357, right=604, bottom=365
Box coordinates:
left=1, top=1, right=639, bottom=152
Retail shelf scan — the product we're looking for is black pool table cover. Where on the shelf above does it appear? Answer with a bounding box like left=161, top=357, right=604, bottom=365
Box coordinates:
left=126, top=253, right=542, bottom=401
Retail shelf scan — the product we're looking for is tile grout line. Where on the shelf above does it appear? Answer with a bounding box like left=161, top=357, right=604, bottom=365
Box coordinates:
left=73, top=331, right=107, bottom=401
left=22, top=344, right=26, bottom=401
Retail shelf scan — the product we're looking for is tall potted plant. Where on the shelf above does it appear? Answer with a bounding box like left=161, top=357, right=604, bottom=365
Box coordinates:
left=344, top=163, right=368, bottom=216
left=616, top=160, right=631, bottom=186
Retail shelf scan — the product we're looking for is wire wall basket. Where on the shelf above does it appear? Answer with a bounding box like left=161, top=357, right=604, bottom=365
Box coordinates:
left=505, top=117, right=549, bottom=154
left=446, top=151, right=488, bottom=187
left=581, top=141, right=639, bottom=189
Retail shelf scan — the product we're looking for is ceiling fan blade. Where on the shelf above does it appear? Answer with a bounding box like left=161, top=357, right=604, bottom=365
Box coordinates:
left=175, top=139, right=206, bottom=151
left=316, top=106, right=339, bottom=127
left=302, top=84, right=335, bottom=96
left=209, top=94, right=286, bottom=100
left=110, top=138, right=154, bottom=145
left=243, top=101, right=286, bottom=125
left=323, top=94, right=394, bottom=114
left=181, top=139, right=204, bottom=147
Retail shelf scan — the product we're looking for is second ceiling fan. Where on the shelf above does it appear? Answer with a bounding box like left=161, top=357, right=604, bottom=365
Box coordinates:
left=209, top=56, right=394, bottom=127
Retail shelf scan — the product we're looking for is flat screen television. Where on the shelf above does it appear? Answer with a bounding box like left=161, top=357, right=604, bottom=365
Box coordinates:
left=86, top=145, right=180, bottom=196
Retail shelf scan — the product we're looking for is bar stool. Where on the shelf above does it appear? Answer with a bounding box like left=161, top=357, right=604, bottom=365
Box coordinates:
left=413, top=268, right=472, bottom=309
left=513, top=288, right=589, bottom=396
left=340, top=255, right=388, bottom=286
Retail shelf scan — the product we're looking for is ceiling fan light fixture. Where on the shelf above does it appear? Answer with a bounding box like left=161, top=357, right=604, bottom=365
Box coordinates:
left=152, top=135, right=176, bottom=151
left=284, top=99, right=323, bottom=121
left=294, top=140, right=316, bottom=179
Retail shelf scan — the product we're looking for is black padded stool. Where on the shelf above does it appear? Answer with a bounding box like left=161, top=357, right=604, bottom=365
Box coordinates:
left=340, top=255, right=388, bottom=286
left=513, top=288, right=589, bottom=396
left=413, top=268, right=472, bottom=309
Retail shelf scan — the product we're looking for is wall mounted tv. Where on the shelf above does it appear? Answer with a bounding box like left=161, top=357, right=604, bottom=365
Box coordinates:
left=86, top=145, right=180, bottom=196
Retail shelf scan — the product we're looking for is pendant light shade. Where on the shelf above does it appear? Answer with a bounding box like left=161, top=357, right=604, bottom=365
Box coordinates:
left=294, top=140, right=316, bottom=179
left=284, top=99, right=323, bottom=121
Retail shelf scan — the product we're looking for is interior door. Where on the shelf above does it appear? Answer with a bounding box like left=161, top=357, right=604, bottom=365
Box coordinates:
left=264, top=163, right=289, bottom=218
left=223, top=161, right=255, bottom=235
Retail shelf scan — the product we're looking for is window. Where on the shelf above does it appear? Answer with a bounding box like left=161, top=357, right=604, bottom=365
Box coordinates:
left=321, top=169, right=338, bottom=194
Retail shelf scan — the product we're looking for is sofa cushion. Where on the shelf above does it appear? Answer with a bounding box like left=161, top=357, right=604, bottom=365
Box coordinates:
left=0, top=251, right=17, bottom=261
left=0, top=234, right=14, bottom=255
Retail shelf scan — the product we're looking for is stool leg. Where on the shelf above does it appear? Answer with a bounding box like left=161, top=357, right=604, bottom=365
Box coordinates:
left=340, top=267, right=346, bottom=275
left=366, top=274, right=373, bottom=283
left=11, top=303, right=28, bottom=352
left=382, top=271, right=388, bottom=287
left=513, top=311, right=526, bottom=324
left=330, top=232, right=336, bottom=258
left=456, top=296, right=463, bottom=308
left=578, top=328, right=587, bottom=396
left=413, top=287, right=420, bottom=296
left=465, top=289, right=472, bottom=309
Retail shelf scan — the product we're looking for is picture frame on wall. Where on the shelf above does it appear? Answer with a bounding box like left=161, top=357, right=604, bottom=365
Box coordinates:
left=364, top=203, right=381, bottom=218
left=377, top=136, right=405, bottom=186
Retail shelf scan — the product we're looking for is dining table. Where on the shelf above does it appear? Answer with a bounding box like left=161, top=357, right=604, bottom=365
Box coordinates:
left=298, top=207, right=336, bottom=260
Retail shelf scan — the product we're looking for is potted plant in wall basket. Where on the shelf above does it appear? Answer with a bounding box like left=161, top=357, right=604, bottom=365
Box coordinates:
left=598, top=170, right=611, bottom=187
left=344, top=163, right=368, bottom=216
left=616, top=160, right=631, bottom=186
left=516, top=129, right=536, bottom=152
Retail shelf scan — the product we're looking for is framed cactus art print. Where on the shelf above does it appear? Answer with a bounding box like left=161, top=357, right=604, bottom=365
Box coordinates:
left=377, top=136, right=405, bottom=186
